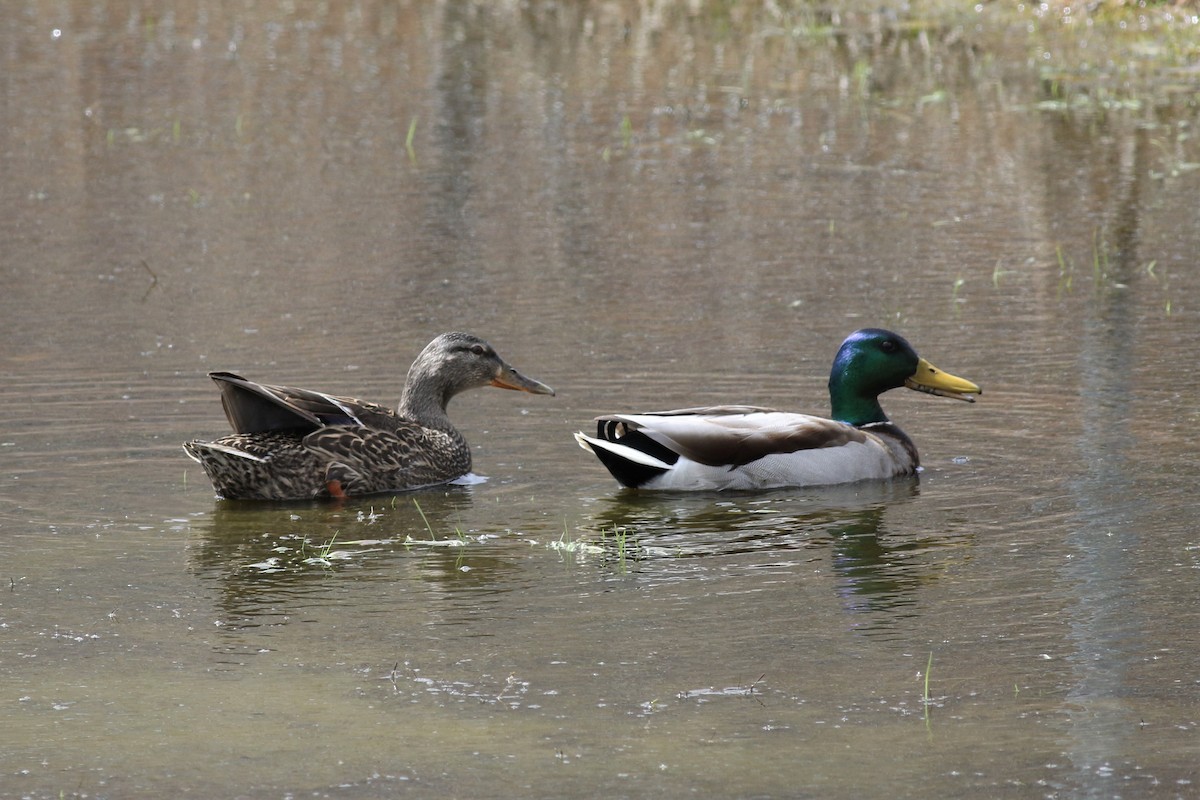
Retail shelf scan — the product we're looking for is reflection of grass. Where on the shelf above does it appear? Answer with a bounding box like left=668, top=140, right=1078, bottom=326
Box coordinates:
left=991, top=259, right=1020, bottom=288
left=983, top=0, right=1200, bottom=108
left=1056, top=244, right=1074, bottom=296
left=1057, top=230, right=1116, bottom=297
left=1145, top=260, right=1173, bottom=317
left=1092, top=227, right=1110, bottom=286
left=950, top=274, right=965, bottom=306
left=603, top=115, right=638, bottom=162
left=1054, top=227, right=1171, bottom=314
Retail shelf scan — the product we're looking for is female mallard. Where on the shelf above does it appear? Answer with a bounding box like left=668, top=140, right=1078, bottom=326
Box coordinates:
left=574, top=328, right=979, bottom=491
left=184, top=332, right=554, bottom=500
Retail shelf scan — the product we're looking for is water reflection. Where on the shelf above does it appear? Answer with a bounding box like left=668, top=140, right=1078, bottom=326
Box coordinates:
left=580, top=478, right=973, bottom=626
left=187, top=488, right=528, bottom=629
left=1058, top=110, right=1151, bottom=793
left=581, top=480, right=918, bottom=555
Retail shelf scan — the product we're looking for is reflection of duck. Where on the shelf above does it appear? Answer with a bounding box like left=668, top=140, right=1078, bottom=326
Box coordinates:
left=575, top=329, right=980, bottom=491
left=189, top=490, right=527, bottom=627
left=580, top=479, right=919, bottom=558
left=829, top=505, right=936, bottom=620
left=581, top=479, right=974, bottom=624
left=184, top=333, right=554, bottom=500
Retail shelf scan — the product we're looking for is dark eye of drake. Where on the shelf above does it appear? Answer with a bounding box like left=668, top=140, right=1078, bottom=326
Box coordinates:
left=880, top=339, right=897, bottom=353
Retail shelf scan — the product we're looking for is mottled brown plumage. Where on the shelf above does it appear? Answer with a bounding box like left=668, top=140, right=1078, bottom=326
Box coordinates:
left=183, top=333, right=554, bottom=500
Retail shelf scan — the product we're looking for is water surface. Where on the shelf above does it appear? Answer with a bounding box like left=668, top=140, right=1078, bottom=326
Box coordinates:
left=3, top=2, right=1200, bottom=798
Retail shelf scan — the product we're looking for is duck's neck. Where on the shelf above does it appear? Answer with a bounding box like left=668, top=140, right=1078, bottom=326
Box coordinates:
left=398, top=372, right=458, bottom=434
left=829, top=380, right=889, bottom=428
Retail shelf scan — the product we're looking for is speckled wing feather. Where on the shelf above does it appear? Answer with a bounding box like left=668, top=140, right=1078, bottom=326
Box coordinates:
left=302, top=422, right=469, bottom=495
left=182, top=431, right=327, bottom=500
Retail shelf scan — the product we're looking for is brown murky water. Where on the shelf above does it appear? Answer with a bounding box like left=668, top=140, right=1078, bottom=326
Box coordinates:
left=3, top=2, right=1200, bottom=797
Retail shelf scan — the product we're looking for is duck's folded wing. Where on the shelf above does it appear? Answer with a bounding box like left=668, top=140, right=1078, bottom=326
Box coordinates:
left=210, top=372, right=376, bottom=433
left=301, top=422, right=467, bottom=490
left=302, top=424, right=422, bottom=471
left=596, top=409, right=867, bottom=467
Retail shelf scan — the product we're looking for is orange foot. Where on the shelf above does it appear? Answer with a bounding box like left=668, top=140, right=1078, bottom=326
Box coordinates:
left=326, top=479, right=348, bottom=500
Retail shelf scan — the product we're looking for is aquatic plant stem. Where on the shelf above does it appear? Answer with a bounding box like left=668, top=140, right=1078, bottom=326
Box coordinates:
left=923, top=651, right=933, bottom=728
left=406, top=117, right=418, bottom=164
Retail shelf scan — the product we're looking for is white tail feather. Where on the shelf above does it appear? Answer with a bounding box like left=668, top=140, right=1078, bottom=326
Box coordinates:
left=573, top=431, right=672, bottom=470
left=186, top=441, right=268, bottom=463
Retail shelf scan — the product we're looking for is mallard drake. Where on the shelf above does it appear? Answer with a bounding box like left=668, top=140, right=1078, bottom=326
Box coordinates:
left=574, top=328, right=979, bottom=491
left=184, top=332, right=554, bottom=500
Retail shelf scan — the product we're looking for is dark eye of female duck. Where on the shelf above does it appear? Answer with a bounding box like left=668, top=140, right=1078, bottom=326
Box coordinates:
left=455, top=342, right=489, bottom=357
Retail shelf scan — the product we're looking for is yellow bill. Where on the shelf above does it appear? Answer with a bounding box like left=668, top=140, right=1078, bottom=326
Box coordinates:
left=904, top=358, right=981, bottom=402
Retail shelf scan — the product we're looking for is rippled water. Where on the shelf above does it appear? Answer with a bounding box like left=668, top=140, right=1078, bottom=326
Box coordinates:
left=3, top=2, right=1200, bottom=798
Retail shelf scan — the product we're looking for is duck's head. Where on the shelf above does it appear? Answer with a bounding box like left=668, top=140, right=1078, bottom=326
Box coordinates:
left=405, top=332, right=555, bottom=412
left=828, top=329, right=980, bottom=426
